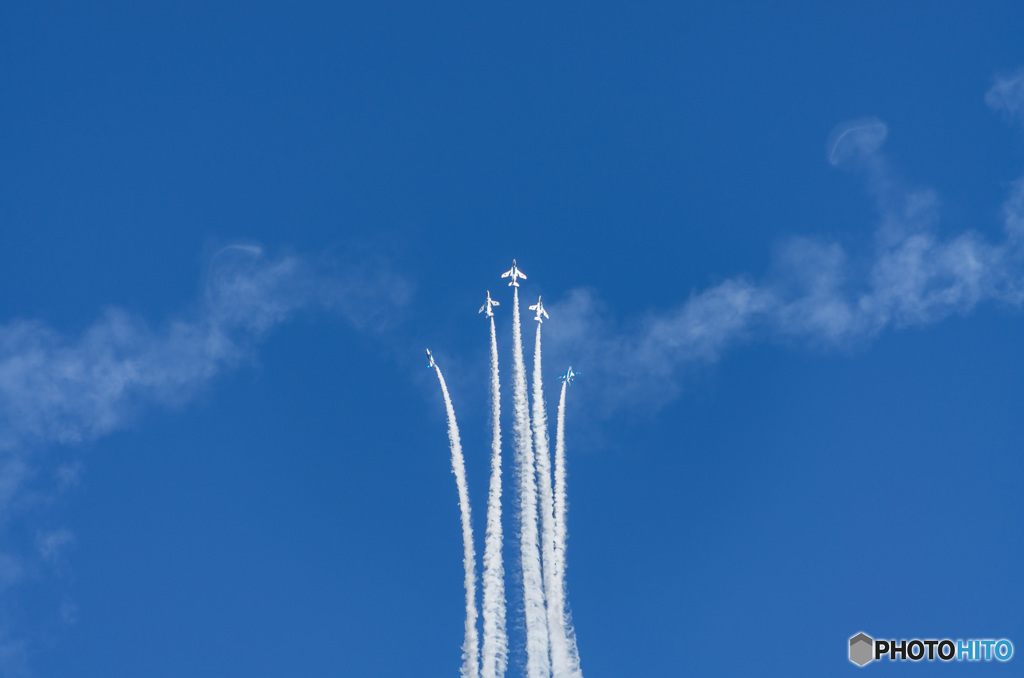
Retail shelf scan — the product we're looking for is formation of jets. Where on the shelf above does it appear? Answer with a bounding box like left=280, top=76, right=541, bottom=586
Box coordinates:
left=529, top=296, right=549, bottom=323
left=426, top=261, right=580, bottom=382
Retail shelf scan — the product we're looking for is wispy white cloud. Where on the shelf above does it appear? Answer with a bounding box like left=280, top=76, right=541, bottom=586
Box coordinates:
left=827, top=117, right=889, bottom=166
left=36, top=528, right=74, bottom=565
left=0, top=245, right=410, bottom=523
left=546, top=116, right=1024, bottom=411
left=0, top=246, right=410, bottom=452
left=986, top=69, right=1024, bottom=126
left=0, top=244, right=411, bottom=669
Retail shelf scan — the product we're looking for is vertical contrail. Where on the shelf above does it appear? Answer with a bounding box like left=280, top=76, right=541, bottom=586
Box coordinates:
left=511, top=289, right=551, bottom=678
left=553, top=380, right=583, bottom=677
left=532, top=321, right=572, bottom=677
left=432, top=358, right=481, bottom=678
left=480, top=317, right=508, bottom=678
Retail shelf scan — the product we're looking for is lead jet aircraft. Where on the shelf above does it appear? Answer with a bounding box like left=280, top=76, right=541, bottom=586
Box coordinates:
left=426, top=348, right=436, bottom=369
left=558, top=366, right=579, bottom=384
left=500, top=259, right=527, bottom=287
left=529, top=296, right=549, bottom=323
left=478, top=290, right=500, bottom=317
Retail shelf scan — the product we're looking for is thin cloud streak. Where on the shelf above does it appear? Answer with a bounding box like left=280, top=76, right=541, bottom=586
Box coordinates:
left=546, top=118, right=1024, bottom=411
left=0, top=246, right=411, bottom=453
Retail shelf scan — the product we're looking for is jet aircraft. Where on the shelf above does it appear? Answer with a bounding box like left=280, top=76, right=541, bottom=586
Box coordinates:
left=426, top=348, right=436, bottom=369
left=529, top=296, right=549, bottom=323
left=478, top=290, right=500, bottom=317
left=500, top=259, right=527, bottom=287
left=558, top=366, right=579, bottom=384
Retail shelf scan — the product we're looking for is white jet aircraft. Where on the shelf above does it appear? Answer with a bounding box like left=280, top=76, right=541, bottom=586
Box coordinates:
left=478, top=290, right=500, bottom=317
left=426, top=348, right=436, bottom=369
left=558, top=366, right=579, bottom=384
left=529, top=296, right=549, bottom=323
left=500, top=259, right=527, bottom=287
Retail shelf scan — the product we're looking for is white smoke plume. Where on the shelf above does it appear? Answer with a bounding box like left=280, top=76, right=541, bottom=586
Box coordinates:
left=510, top=289, right=551, bottom=678
left=553, top=381, right=582, bottom=677
left=431, top=360, right=480, bottom=678
left=480, top=316, right=508, bottom=678
left=531, top=322, right=572, bottom=677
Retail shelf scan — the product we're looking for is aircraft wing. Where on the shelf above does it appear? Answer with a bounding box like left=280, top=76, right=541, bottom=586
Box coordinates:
left=501, top=269, right=512, bottom=278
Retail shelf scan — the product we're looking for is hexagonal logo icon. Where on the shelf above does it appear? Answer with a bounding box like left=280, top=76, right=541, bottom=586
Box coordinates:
left=850, top=632, right=874, bottom=666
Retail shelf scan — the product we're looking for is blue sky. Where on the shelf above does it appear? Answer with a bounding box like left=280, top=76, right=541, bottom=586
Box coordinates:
left=2, top=2, right=1024, bottom=676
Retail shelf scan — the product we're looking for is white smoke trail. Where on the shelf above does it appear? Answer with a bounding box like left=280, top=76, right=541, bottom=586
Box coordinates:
left=532, top=322, right=572, bottom=677
left=510, top=288, right=551, bottom=678
left=431, top=360, right=480, bottom=678
left=553, top=380, right=583, bottom=676
left=480, top=317, right=508, bottom=678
